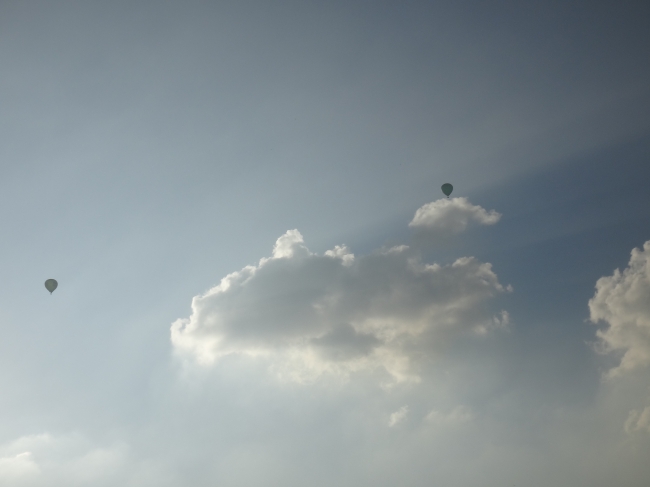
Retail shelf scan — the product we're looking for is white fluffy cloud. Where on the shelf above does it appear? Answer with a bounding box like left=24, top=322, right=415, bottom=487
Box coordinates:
left=171, top=224, right=509, bottom=384
left=589, top=241, right=650, bottom=376
left=409, top=197, right=501, bottom=233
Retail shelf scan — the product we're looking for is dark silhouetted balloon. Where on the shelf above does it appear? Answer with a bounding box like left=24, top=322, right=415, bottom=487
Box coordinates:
left=45, top=279, right=58, bottom=294
left=441, top=183, right=453, bottom=198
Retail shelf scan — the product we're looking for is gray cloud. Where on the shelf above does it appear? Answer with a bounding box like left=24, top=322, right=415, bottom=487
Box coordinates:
left=310, top=323, right=381, bottom=362
left=171, top=215, right=510, bottom=384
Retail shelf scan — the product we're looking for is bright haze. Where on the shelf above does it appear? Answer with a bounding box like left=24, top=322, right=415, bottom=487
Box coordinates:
left=1, top=1, right=649, bottom=486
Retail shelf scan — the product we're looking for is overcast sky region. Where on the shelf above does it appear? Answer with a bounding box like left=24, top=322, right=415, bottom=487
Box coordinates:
left=1, top=1, right=650, bottom=485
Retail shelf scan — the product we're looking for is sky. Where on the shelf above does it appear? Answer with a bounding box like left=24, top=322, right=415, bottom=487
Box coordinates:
left=1, top=1, right=649, bottom=485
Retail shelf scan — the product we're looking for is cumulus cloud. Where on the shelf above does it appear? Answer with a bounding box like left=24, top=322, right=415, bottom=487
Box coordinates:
left=409, top=197, right=501, bottom=233
left=589, top=241, right=650, bottom=376
left=171, top=226, right=509, bottom=384
left=388, top=406, right=409, bottom=427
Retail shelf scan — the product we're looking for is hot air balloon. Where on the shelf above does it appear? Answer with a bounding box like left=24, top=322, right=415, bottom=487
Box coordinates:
left=441, top=183, right=453, bottom=198
left=44, top=279, right=58, bottom=294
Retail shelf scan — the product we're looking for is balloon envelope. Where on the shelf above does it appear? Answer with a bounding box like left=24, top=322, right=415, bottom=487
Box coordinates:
left=441, top=183, right=453, bottom=197
left=44, top=279, right=58, bottom=294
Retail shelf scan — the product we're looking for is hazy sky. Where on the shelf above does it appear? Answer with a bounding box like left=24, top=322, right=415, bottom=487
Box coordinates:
left=1, top=1, right=650, bottom=486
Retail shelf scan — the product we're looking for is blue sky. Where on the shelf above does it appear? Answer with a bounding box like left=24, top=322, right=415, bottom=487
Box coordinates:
left=1, top=1, right=649, bottom=485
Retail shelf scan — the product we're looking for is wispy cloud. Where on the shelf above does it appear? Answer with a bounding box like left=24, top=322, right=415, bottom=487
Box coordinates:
left=625, top=407, right=650, bottom=434
left=425, top=405, right=474, bottom=426
left=388, top=405, right=409, bottom=427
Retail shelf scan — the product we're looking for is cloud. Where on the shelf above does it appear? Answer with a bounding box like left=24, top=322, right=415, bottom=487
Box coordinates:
left=409, top=197, right=501, bottom=233
left=425, top=405, right=474, bottom=426
left=625, top=407, right=650, bottom=434
left=171, top=226, right=509, bottom=384
left=388, top=406, right=409, bottom=427
left=0, top=433, right=129, bottom=487
left=0, top=451, right=40, bottom=484
left=589, top=240, right=650, bottom=376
